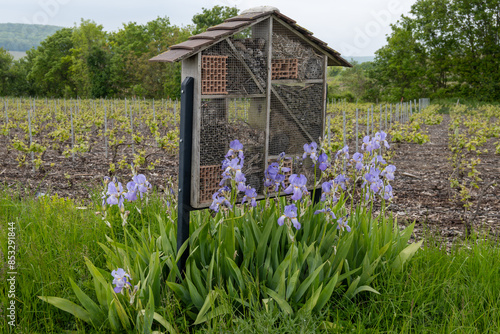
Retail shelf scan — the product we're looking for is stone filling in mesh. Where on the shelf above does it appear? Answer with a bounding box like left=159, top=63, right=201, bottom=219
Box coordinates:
left=201, top=55, right=228, bottom=95
left=202, top=39, right=266, bottom=95
left=200, top=99, right=228, bottom=166
left=272, top=22, right=324, bottom=80
left=269, top=84, right=323, bottom=155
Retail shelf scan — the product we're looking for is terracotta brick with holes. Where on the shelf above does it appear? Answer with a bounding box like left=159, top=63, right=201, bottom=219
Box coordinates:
left=271, top=59, right=298, bottom=80
left=199, top=165, right=222, bottom=202
left=202, top=55, right=228, bottom=95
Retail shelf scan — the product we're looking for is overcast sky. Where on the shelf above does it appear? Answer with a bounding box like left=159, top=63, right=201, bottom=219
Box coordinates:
left=0, top=0, right=417, bottom=57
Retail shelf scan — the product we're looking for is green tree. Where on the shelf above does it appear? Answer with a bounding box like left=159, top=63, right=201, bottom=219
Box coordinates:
left=0, top=47, right=13, bottom=95
left=87, top=44, right=112, bottom=97
left=339, top=61, right=380, bottom=101
left=191, top=6, right=239, bottom=34
left=9, top=55, right=34, bottom=96
left=410, top=0, right=455, bottom=95
left=108, top=17, right=190, bottom=98
left=371, top=18, right=427, bottom=101
left=27, top=28, right=74, bottom=97
left=70, top=19, right=107, bottom=97
left=371, top=0, right=500, bottom=101
left=451, top=0, right=500, bottom=100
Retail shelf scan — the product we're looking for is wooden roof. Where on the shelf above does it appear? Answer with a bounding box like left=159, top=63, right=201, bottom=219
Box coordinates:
left=150, top=9, right=352, bottom=67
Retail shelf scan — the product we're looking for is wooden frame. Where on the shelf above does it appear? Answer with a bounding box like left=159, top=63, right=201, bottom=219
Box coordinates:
left=183, top=16, right=330, bottom=209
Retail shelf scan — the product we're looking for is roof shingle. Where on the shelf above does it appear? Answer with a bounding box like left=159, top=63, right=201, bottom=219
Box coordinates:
left=150, top=9, right=351, bottom=67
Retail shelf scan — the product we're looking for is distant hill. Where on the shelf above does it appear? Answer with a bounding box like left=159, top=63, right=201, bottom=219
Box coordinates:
left=0, top=23, right=65, bottom=51
left=8, top=50, right=27, bottom=60
left=347, top=56, right=375, bottom=64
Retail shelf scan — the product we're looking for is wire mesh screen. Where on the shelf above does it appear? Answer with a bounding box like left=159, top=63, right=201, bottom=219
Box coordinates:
left=269, top=83, right=324, bottom=181
left=198, top=97, right=266, bottom=203
left=197, top=22, right=270, bottom=205
left=193, top=18, right=328, bottom=206
left=269, top=84, right=324, bottom=154
left=202, top=34, right=268, bottom=96
left=272, top=20, right=324, bottom=80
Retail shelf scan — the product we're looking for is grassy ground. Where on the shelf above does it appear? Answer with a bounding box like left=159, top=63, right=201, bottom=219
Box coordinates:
left=1, top=188, right=499, bottom=333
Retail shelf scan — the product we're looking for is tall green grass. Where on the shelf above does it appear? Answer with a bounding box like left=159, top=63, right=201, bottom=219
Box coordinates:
left=328, top=236, right=500, bottom=333
left=1, top=188, right=499, bottom=333
left=197, top=236, right=500, bottom=333
left=0, top=188, right=108, bottom=333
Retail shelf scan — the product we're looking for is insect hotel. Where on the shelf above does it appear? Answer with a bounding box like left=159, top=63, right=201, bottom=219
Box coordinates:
left=150, top=6, right=351, bottom=209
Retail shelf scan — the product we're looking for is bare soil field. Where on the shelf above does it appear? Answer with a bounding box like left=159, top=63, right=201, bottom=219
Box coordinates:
left=1, top=114, right=499, bottom=243
left=389, top=114, right=500, bottom=242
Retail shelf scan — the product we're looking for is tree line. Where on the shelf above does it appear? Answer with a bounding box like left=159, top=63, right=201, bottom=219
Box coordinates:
left=0, top=6, right=237, bottom=99
left=331, top=0, right=500, bottom=102
left=2, top=2, right=498, bottom=101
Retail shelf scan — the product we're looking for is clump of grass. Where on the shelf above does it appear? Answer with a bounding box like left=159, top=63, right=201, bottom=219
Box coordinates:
left=324, top=234, right=500, bottom=333
left=2, top=185, right=500, bottom=333
left=0, top=188, right=109, bottom=333
left=200, top=233, right=500, bottom=333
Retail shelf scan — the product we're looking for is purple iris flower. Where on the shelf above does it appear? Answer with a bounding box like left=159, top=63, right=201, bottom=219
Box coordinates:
left=374, top=132, right=390, bottom=149
left=277, top=204, right=301, bottom=230
left=334, top=174, right=348, bottom=191
left=321, top=180, right=338, bottom=202
left=101, top=176, right=111, bottom=207
left=371, top=155, right=387, bottom=165
left=273, top=174, right=286, bottom=192
left=264, top=163, right=283, bottom=191
left=380, top=184, right=393, bottom=200
left=226, top=140, right=245, bottom=162
left=337, top=215, right=351, bottom=232
left=107, top=181, right=125, bottom=208
left=265, top=163, right=288, bottom=192
left=381, top=165, right=396, bottom=181
left=267, top=162, right=290, bottom=178
left=210, top=189, right=233, bottom=212
left=371, top=179, right=384, bottom=193
left=124, top=174, right=152, bottom=201
left=335, top=145, right=349, bottom=160
left=222, top=158, right=241, bottom=177
left=364, top=168, right=383, bottom=193
left=284, top=174, right=308, bottom=200
left=124, top=181, right=138, bottom=202
left=237, top=181, right=247, bottom=192
left=303, top=142, right=318, bottom=162
left=317, top=152, right=330, bottom=171
left=351, top=152, right=364, bottom=171
left=221, top=158, right=246, bottom=190
left=314, top=207, right=336, bottom=220
left=133, top=174, right=151, bottom=196
left=241, top=187, right=258, bottom=207
left=266, top=163, right=279, bottom=180
left=362, top=136, right=375, bottom=152
left=111, top=268, right=132, bottom=294
left=235, top=169, right=247, bottom=192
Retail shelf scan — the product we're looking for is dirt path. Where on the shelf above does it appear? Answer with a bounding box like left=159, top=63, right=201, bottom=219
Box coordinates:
left=389, top=114, right=500, bottom=242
